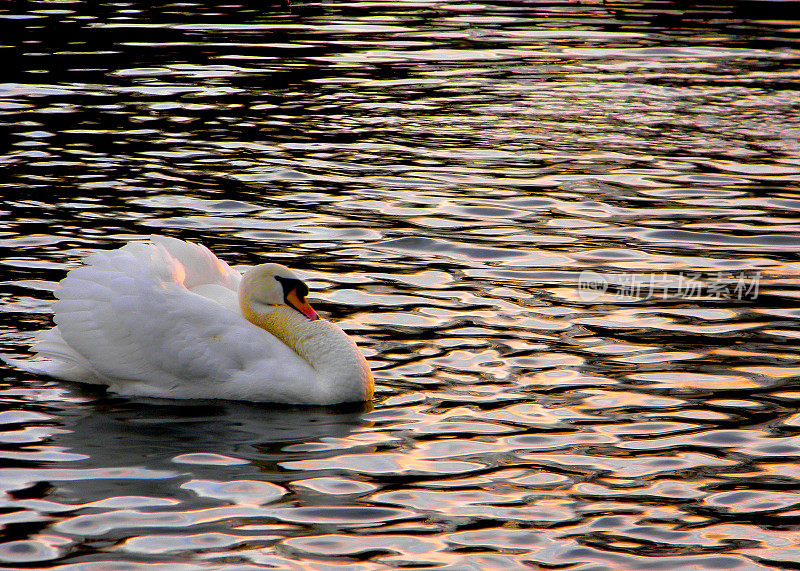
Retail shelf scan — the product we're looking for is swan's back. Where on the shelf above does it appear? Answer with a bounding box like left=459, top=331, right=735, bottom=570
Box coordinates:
left=148, top=235, right=241, bottom=290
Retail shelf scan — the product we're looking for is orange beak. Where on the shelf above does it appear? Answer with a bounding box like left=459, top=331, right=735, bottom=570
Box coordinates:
left=286, top=289, right=319, bottom=321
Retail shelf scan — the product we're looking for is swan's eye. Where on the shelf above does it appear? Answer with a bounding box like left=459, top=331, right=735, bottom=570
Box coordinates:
left=275, top=276, right=318, bottom=320
left=274, top=276, right=308, bottom=299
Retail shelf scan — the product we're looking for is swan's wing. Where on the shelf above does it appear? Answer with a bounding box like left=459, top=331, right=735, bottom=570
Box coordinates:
left=149, top=235, right=241, bottom=290
left=52, top=242, right=316, bottom=397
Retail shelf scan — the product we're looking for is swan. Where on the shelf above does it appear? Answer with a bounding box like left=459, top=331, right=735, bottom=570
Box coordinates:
left=4, top=236, right=373, bottom=404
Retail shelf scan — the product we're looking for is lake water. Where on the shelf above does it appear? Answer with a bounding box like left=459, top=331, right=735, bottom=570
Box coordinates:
left=2, top=0, right=800, bottom=569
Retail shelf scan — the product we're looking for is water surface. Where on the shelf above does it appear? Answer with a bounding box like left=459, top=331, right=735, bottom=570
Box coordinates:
left=2, top=0, right=800, bottom=569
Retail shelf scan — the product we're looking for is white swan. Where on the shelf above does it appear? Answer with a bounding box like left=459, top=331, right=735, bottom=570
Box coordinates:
left=5, top=236, right=373, bottom=404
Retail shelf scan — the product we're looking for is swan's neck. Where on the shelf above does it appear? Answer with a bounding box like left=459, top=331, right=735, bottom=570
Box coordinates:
left=240, top=298, right=373, bottom=402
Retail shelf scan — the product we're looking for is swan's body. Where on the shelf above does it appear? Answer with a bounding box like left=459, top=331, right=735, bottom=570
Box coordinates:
left=6, top=236, right=373, bottom=404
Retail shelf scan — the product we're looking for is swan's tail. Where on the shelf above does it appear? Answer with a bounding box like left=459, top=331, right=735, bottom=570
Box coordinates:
left=2, top=327, right=106, bottom=384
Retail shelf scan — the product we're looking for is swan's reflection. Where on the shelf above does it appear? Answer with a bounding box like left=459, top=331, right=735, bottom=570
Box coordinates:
left=6, top=393, right=361, bottom=506
left=57, top=395, right=369, bottom=470
left=0, top=394, right=360, bottom=515
left=0, top=391, right=373, bottom=551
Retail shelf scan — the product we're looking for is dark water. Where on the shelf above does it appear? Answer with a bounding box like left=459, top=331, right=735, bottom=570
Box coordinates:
left=2, top=0, right=800, bottom=568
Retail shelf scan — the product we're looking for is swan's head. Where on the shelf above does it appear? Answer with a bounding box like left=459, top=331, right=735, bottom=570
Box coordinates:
left=239, top=262, right=372, bottom=403
left=239, top=263, right=319, bottom=321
